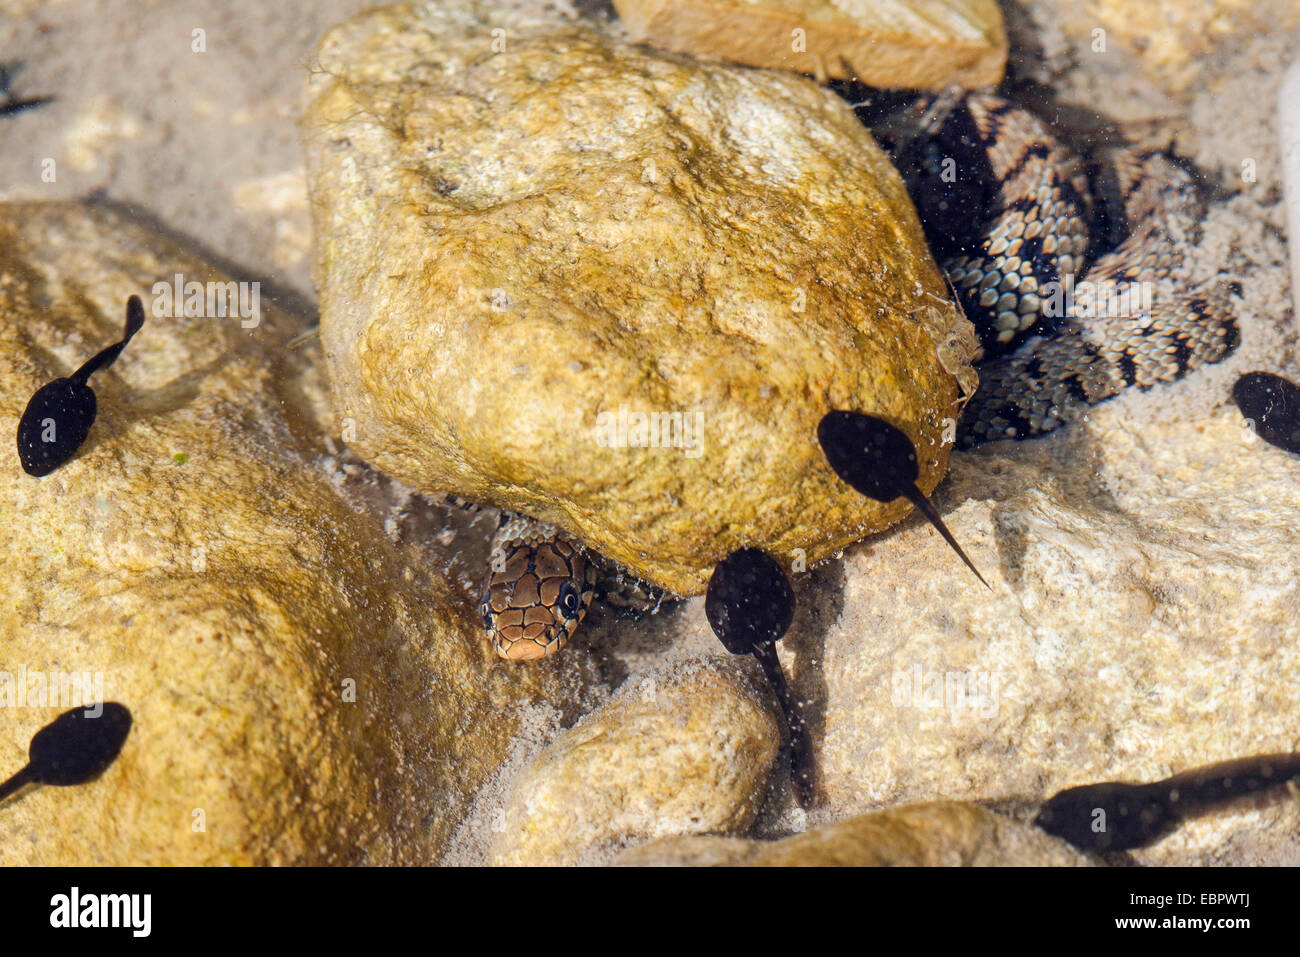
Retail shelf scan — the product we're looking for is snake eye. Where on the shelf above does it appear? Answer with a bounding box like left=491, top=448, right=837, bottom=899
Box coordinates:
left=479, top=600, right=493, bottom=630
left=558, top=581, right=581, bottom=620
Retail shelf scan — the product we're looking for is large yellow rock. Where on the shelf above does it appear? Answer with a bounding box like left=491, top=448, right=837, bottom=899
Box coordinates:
left=302, top=1, right=975, bottom=596
left=0, top=202, right=596, bottom=865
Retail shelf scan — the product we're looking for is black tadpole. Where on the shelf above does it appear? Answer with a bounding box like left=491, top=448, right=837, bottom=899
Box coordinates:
left=16, top=294, right=146, bottom=477
left=705, top=547, right=813, bottom=807
left=1233, top=371, right=1300, bottom=454
left=1033, top=781, right=1174, bottom=853
left=0, top=62, right=54, bottom=118
left=817, top=409, right=989, bottom=589
left=0, top=703, right=133, bottom=806
left=1034, top=752, right=1300, bottom=853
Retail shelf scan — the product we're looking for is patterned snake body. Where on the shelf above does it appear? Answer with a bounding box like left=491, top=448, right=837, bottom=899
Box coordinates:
left=893, top=91, right=1240, bottom=446
left=900, top=91, right=1094, bottom=358
left=477, top=92, right=1241, bottom=658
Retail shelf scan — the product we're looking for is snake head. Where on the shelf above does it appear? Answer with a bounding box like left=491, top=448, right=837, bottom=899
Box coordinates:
left=479, top=535, right=596, bottom=660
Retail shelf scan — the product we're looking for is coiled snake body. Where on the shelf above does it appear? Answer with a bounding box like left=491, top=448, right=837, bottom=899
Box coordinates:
left=892, top=91, right=1240, bottom=446
left=478, top=91, right=1241, bottom=659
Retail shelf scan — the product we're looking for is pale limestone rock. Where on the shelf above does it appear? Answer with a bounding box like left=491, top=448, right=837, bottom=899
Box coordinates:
left=301, top=0, right=975, bottom=595
left=488, top=659, right=780, bottom=865
left=0, top=202, right=596, bottom=865
left=792, top=408, right=1300, bottom=865
left=1042, top=0, right=1300, bottom=96
left=1089, top=0, right=1300, bottom=95
left=613, top=0, right=1007, bottom=89
left=619, top=801, right=1091, bottom=865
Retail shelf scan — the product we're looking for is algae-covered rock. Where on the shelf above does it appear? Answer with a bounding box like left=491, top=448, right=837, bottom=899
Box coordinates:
left=302, top=0, right=976, bottom=595
left=619, top=801, right=1092, bottom=865
left=488, top=659, right=780, bottom=865
left=0, top=202, right=596, bottom=865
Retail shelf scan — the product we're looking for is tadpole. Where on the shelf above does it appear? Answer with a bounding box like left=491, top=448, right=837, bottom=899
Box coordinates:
left=17, top=294, right=146, bottom=476
left=817, top=409, right=989, bottom=588
left=1035, top=752, right=1300, bottom=852
left=0, top=61, right=53, bottom=117
left=1233, top=371, right=1300, bottom=454
left=0, top=703, right=133, bottom=806
left=706, top=547, right=813, bottom=807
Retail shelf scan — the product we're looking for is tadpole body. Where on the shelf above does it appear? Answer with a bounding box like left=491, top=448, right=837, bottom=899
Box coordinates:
left=1233, top=371, right=1300, bottom=454
left=17, top=295, right=145, bottom=476
left=0, top=703, right=133, bottom=806
left=817, top=409, right=989, bottom=588
left=1035, top=752, right=1300, bottom=852
left=706, top=547, right=812, bottom=807
left=1034, top=781, right=1175, bottom=852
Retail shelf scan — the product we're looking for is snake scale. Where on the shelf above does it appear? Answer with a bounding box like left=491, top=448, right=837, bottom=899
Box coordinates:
left=477, top=90, right=1241, bottom=660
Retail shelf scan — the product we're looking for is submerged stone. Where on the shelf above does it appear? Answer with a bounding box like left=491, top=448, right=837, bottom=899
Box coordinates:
left=488, top=660, right=779, bottom=865
left=302, top=0, right=976, bottom=594
left=0, top=202, right=596, bottom=865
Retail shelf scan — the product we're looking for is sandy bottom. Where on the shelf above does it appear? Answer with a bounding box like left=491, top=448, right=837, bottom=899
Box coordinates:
left=2, top=0, right=1297, bottom=864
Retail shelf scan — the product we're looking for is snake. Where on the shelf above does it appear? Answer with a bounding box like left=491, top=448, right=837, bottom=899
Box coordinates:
left=888, top=90, right=1240, bottom=447
left=478, top=511, right=597, bottom=660
left=477, top=90, right=1241, bottom=660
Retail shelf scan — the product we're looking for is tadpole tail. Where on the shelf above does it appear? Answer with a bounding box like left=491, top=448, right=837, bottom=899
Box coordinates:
left=753, top=641, right=814, bottom=808
left=123, top=294, right=146, bottom=340
left=0, top=95, right=54, bottom=117
left=904, top=485, right=991, bottom=590
left=71, top=295, right=146, bottom=385
left=1160, top=752, right=1300, bottom=813
left=0, top=764, right=36, bottom=806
